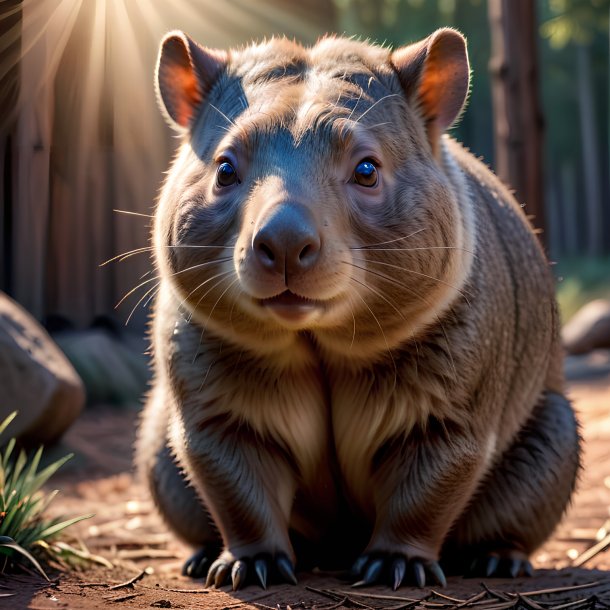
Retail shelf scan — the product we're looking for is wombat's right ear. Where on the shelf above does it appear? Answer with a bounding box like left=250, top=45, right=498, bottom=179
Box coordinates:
left=391, top=28, right=469, bottom=155
left=156, top=31, right=227, bottom=131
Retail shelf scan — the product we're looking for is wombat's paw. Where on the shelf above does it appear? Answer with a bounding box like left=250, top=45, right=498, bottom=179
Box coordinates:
left=467, top=552, right=533, bottom=579
left=182, top=544, right=221, bottom=578
left=205, top=550, right=297, bottom=590
left=351, top=552, right=447, bottom=590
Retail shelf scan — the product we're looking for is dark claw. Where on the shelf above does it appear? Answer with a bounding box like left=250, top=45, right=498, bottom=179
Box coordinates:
left=523, top=561, right=534, bottom=577
left=231, top=560, right=247, bottom=591
left=254, top=555, right=269, bottom=589
left=205, top=562, right=218, bottom=587
left=183, top=550, right=208, bottom=578
left=350, top=554, right=369, bottom=579
left=214, top=562, right=230, bottom=587
left=508, top=558, right=521, bottom=578
left=353, top=557, right=384, bottom=588
left=429, top=561, right=447, bottom=588
left=412, top=561, right=426, bottom=588
left=276, top=553, right=297, bottom=585
left=485, top=555, right=500, bottom=577
left=363, top=557, right=384, bottom=584
left=391, top=557, right=406, bottom=591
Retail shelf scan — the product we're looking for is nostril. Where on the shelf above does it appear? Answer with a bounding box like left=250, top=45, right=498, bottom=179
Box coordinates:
left=258, top=242, right=275, bottom=262
left=299, top=244, right=311, bottom=261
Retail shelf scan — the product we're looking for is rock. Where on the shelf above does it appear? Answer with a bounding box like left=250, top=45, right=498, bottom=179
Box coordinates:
left=563, top=299, right=610, bottom=355
left=53, top=329, right=150, bottom=406
left=0, top=292, right=85, bottom=445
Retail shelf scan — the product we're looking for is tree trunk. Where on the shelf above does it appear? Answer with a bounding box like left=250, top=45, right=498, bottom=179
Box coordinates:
left=488, top=0, right=546, bottom=247
left=576, top=43, right=602, bottom=257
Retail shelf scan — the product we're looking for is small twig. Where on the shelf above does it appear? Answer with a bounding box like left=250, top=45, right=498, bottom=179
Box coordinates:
left=108, top=567, right=151, bottom=590
left=430, top=590, right=466, bottom=603
left=306, top=587, right=344, bottom=601
left=550, top=598, right=596, bottom=610
left=315, top=597, right=348, bottom=610
left=481, top=583, right=512, bottom=602
left=105, top=592, right=144, bottom=603
left=520, top=582, right=603, bottom=597
left=455, top=591, right=488, bottom=608
left=477, top=602, right=518, bottom=610
left=221, top=592, right=277, bottom=609
left=517, top=594, right=547, bottom=610
left=572, top=533, right=610, bottom=568
left=334, top=589, right=420, bottom=603
left=78, top=582, right=109, bottom=588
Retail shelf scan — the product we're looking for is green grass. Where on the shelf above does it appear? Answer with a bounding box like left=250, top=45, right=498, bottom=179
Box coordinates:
left=0, top=412, right=94, bottom=578
left=554, top=256, right=610, bottom=323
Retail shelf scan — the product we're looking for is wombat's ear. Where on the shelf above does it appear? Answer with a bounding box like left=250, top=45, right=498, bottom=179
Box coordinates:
left=156, top=31, right=227, bottom=131
left=391, top=28, right=469, bottom=151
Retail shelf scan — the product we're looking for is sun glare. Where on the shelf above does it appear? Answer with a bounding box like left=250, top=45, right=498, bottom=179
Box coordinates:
left=0, top=0, right=331, bottom=325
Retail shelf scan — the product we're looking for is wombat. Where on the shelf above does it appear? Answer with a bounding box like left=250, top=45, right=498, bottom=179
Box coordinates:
left=136, top=28, right=580, bottom=590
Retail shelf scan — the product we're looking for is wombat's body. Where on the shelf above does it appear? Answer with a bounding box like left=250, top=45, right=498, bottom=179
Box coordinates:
left=137, top=30, right=580, bottom=589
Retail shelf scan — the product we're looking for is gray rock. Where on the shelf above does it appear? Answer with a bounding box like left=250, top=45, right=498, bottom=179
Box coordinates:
left=563, top=299, right=610, bottom=356
left=0, top=292, right=85, bottom=445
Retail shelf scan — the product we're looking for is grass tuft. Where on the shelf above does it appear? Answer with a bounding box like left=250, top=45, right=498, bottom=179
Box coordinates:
left=0, top=412, right=93, bottom=578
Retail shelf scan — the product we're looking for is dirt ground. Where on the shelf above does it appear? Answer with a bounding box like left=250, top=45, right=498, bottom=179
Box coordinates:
left=2, top=351, right=610, bottom=609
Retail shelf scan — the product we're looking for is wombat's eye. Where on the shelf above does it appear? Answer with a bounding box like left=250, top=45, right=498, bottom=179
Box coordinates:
left=216, top=161, right=239, bottom=187
left=353, top=159, right=378, bottom=187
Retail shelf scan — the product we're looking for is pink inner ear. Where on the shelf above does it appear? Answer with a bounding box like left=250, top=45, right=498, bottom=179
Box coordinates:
left=418, top=32, right=469, bottom=133
left=170, top=64, right=202, bottom=128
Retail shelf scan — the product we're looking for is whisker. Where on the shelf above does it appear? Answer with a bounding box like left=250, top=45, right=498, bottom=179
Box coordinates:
left=101, top=246, right=154, bottom=266
left=209, top=103, right=237, bottom=127
left=345, top=260, right=452, bottom=317
left=113, top=209, right=154, bottom=218
left=348, top=299, right=356, bottom=350
left=353, top=93, right=401, bottom=124
left=352, top=256, right=473, bottom=304
left=203, top=277, right=240, bottom=331
left=182, top=269, right=235, bottom=320
left=350, top=228, right=425, bottom=249
left=115, top=257, right=232, bottom=308
left=198, top=359, right=216, bottom=394
left=347, top=87, right=365, bottom=122
left=125, top=282, right=159, bottom=326
left=192, top=277, right=239, bottom=366
left=342, top=274, right=397, bottom=391
left=169, top=244, right=234, bottom=250
left=101, top=244, right=234, bottom=267
left=353, top=245, right=476, bottom=257
left=342, top=265, right=407, bottom=322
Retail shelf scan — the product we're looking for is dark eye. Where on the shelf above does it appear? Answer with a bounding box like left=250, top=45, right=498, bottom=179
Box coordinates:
left=216, top=161, right=238, bottom=187
left=353, top=159, right=378, bottom=187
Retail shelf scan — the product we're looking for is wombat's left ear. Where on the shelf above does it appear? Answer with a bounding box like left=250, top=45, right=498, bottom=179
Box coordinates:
left=156, top=31, right=227, bottom=131
left=391, top=28, right=469, bottom=152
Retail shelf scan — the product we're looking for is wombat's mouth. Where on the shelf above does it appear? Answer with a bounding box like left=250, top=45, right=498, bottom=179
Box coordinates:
left=258, top=290, right=324, bottom=324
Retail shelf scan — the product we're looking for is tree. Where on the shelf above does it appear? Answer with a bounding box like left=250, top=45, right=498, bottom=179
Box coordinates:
left=488, top=0, right=546, bottom=245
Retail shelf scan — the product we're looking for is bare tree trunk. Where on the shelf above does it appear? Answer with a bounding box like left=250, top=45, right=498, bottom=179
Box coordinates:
left=488, top=0, right=546, bottom=246
left=576, top=43, right=602, bottom=257
left=0, top=0, right=22, bottom=294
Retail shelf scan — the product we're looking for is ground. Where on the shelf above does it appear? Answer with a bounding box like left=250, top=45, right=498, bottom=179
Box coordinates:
left=2, top=351, right=610, bottom=609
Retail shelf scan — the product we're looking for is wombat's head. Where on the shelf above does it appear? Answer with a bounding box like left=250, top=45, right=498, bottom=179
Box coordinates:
left=154, top=30, right=473, bottom=359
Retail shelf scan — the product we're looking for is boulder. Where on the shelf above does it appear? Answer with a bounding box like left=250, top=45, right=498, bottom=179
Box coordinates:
left=0, top=292, right=85, bottom=445
left=562, top=299, right=610, bottom=355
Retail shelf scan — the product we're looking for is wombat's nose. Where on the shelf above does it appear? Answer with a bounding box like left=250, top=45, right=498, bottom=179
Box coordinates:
left=253, top=204, right=321, bottom=278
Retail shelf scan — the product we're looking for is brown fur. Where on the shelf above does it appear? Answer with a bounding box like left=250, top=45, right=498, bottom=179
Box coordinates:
left=136, top=29, right=580, bottom=587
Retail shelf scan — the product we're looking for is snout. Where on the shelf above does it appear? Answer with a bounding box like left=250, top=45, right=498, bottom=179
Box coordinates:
left=252, top=203, right=321, bottom=280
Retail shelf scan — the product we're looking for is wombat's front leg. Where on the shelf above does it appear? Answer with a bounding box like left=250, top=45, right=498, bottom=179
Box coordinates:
left=173, top=418, right=298, bottom=590
left=353, top=421, right=486, bottom=589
